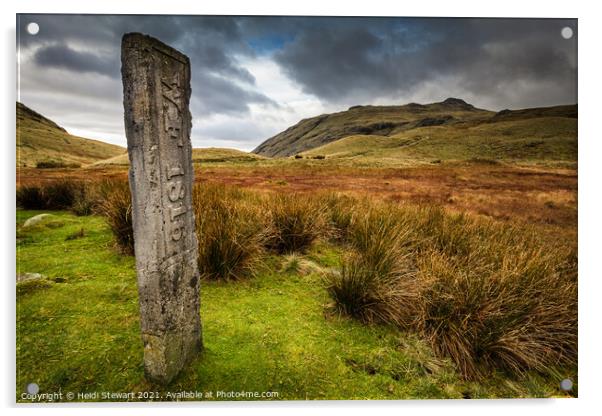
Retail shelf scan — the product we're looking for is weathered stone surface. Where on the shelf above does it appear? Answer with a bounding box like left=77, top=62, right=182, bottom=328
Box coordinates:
left=16, top=272, right=44, bottom=283
left=121, top=32, right=202, bottom=384
left=22, top=213, right=54, bottom=228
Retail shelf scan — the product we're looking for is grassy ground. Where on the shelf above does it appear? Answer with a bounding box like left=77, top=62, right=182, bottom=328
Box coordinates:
left=16, top=210, right=575, bottom=402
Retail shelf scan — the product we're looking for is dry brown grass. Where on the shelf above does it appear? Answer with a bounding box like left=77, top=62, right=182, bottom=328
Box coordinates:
left=16, top=179, right=88, bottom=212
left=327, top=202, right=577, bottom=380
left=263, top=192, right=329, bottom=253
left=193, top=183, right=268, bottom=281
left=96, top=179, right=134, bottom=255
left=18, top=162, right=577, bottom=230
left=326, top=208, right=421, bottom=327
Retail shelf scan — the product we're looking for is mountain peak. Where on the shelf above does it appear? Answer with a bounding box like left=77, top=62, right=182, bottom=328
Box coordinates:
left=441, top=97, right=474, bottom=109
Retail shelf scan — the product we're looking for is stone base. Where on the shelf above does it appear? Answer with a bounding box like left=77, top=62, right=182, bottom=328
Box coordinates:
left=141, top=326, right=202, bottom=384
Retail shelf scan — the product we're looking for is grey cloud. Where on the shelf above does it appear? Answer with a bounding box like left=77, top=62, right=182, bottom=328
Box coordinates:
left=184, top=42, right=256, bottom=85
left=17, top=15, right=578, bottom=150
left=34, top=43, right=118, bottom=77
left=274, top=18, right=577, bottom=109
left=18, top=15, right=186, bottom=48
left=194, top=121, right=268, bottom=143
left=191, top=72, right=278, bottom=117
left=21, top=14, right=268, bottom=119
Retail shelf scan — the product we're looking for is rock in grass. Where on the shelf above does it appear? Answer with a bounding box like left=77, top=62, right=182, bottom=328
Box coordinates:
left=16, top=275, right=54, bottom=295
left=16, top=272, right=44, bottom=283
left=22, top=213, right=54, bottom=228
left=16, top=273, right=66, bottom=284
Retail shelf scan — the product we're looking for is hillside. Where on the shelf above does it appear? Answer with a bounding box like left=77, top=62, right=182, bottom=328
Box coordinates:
left=301, top=113, right=577, bottom=166
left=91, top=147, right=266, bottom=167
left=253, top=99, right=577, bottom=164
left=253, top=98, right=495, bottom=157
left=16, top=102, right=125, bottom=168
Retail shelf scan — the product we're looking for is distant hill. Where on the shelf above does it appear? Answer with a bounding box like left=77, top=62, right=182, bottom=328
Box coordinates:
left=301, top=115, right=576, bottom=166
left=252, top=99, right=577, bottom=163
left=92, top=147, right=266, bottom=167
left=490, top=105, right=577, bottom=122
left=16, top=102, right=125, bottom=167
left=253, top=98, right=495, bottom=157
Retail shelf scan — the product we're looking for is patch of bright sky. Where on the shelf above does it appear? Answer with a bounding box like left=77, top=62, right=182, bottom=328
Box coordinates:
left=246, top=33, right=295, bottom=55
left=192, top=54, right=333, bottom=151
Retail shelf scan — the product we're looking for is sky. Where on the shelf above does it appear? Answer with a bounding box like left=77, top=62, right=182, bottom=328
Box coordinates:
left=17, top=15, right=577, bottom=151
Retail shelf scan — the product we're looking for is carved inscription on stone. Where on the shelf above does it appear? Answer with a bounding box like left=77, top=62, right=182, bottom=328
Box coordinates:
left=121, top=33, right=201, bottom=385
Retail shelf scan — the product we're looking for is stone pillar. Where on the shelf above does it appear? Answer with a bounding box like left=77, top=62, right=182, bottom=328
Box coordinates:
left=121, top=32, right=202, bottom=384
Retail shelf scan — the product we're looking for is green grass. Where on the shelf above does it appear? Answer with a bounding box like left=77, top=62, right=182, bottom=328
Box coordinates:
left=16, top=210, right=575, bottom=401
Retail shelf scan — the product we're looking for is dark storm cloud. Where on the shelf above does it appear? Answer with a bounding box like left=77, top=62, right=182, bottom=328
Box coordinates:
left=33, top=43, right=118, bottom=77
left=274, top=17, right=577, bottom=108
left=19, top=14, right=268, bottom=116
left=191, top=72, right=278, bottom=116
left=17, top=15, right=577, bottom=149
left=20, top=15, right=577, bottom=112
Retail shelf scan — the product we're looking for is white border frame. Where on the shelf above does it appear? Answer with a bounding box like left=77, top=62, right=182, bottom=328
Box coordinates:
left=3, top=1, right=600, bottom=415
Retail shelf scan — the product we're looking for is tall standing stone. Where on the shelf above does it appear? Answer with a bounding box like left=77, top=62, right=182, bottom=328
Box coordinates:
left=121, top=33, right=202, bottom=384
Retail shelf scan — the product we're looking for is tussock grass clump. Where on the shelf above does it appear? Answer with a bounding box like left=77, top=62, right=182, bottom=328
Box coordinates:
left=71, top=190, right=96, bottom=216
left=94, top=180, right=269, bottom=271
left=17, top=180, right=90, bottom=212
left=280, top=253, right=326, bottom=277
left=327, top=208, right=420, bottom=327
left=41, top=180, right=85, bottom=210
left=16, top=185, right=45, bottom=210
left=193, top=183, right=267, bottom=281
left=36, top=160, right=81, bottom=169
left=417, top=246, right=577, bottom=380
left=97, top=179, right=134, bottom=255
left=405, top=205, right=528, bottom=259
left=71, top=182, right=100, bottom=216
left=265, top=193, right=328, bottom=253
left=408, top=208, right=578, bottom=379
left=320, top=193, right=359, bottom=242
left=326, top=199, right=577, bottom=380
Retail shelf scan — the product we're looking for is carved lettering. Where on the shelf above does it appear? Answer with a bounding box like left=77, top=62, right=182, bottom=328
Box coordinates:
left=168, top=180, right=185, bottom=202
left=162, top=72, right=183, bottom=147
left=122, top=33, right=201, bottom=385
left=170, top=202, right=188, bottom=221
left=170, top=219, right=186, bottom=241
left=161, top=73, right=182, bottom=110
left=165, top=163, right=184, bottom=180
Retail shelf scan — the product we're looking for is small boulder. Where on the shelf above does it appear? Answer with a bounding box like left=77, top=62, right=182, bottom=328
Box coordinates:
left=22, top=213, right=54, bottom=228
left=16, top=272, right=44, bottom=283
